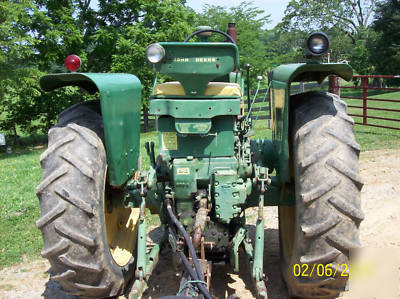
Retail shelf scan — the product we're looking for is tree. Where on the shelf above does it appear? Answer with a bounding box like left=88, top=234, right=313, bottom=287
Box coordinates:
left=0, top=0, right=196, bottom=136
left=281, top=0, right=376, bottom=43
left=263, top=28, right=306, bottom=66
left=369, top=0, right=400, bottom=75
left=110, top=0, right=196, bottom=102
left=0, top=1, right=42, bottom=140
left=279, top=0, right=377, bottom=74
left=32, top=0, right=100, bottom=72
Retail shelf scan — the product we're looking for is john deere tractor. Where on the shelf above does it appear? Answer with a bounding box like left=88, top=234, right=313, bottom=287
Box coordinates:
left=36, top=25, right=363, bottom=298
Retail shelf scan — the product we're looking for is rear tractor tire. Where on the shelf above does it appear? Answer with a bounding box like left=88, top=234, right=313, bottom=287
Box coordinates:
left=36, top=101, right=139, bottom=298
left=279, top=92, right=364, bottom=298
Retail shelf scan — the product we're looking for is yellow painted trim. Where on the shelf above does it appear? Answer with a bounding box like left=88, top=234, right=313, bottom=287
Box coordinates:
left=105, top=205, right=140, bottom=266
left=154, top=81, right=242, bottom=97
left=279, top=206, right=296, bottom=263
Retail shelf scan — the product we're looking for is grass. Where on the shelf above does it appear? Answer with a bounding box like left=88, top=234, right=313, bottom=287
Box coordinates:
left=0, top=146, right=44, bottom=268
left=341, top=90, right=400, bottom=151
left=0, top=90, right=398, bottom=270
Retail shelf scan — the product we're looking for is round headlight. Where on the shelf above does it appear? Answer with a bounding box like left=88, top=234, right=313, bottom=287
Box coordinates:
left=146, top=43, right=165, bottom=64
left=307, top=32, right=330, bottom=56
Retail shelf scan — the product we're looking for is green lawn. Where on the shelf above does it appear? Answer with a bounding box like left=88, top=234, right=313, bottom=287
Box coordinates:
left=341, top=90, right=400, bottom=151
left=0, top=147, right=44, bottom=268
left=0, top=91, right=399, bottom=269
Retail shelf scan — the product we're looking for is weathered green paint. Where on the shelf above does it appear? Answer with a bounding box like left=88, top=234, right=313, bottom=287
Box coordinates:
left=39, top=73, right=142, bottom=186
left=171, top=157, right=237, bottom=213
left=212, top=170, right=248, bottom=223
left=129, top=225, right=167, bottom=298
left=174, top=119, right=211, bottom=134
left=272, top=62, right=353, bottom=84
left=253, top=218, right=264, bottom=280
left=158, top=116, right=235, bottom=158
left=243, top=235, right=254, bottom=264
left=149, top=99, right=241, bottom=118
left=172, top=157, right=238, bottom=185
left=230, top=226, right=246, bottom=272
left=150, top=42, right=240, bottom=95
left=172, top=162, right=197, bottom=200
left=269, top=62, right=353, bottom=182
left=145, top=227, right=167, bottom=275
left=136, top=197, right=147, bottom=277
left=270, top=81, right=290, bottom=182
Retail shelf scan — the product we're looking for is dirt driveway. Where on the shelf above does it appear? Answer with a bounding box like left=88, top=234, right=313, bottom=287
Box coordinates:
left=1, top=149, right=399, bottom=298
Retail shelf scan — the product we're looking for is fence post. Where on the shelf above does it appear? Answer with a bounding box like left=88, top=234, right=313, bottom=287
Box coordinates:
left=328, top=75, right=340, bottom=96
left=143, top=106, right=149, bottom=132
left=299, top=82, right=304, bottom=92
left=362, top=76, right=367, bottom=125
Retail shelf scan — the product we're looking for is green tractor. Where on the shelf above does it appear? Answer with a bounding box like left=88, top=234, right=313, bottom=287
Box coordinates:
left=36, top=25, right=363, bottom=298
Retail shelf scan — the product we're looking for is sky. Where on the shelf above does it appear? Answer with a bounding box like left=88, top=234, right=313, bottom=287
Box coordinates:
left=185, top=0, right=290, bottom=29
left=90, top=0, right=290, bottom=30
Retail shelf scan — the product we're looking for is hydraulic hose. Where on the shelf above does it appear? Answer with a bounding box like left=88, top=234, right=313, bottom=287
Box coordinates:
left=169, top=217, right=210, bottom=299
left=166, top=201, right=204, bottom=281
left=171, top=229, right=211, bottom=299
left=177, top=251, right=209, bottom=298
left=166, top=200, right=211, bottom=299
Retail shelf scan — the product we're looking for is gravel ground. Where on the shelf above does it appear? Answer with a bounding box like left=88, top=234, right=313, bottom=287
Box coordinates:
left=0, top=149, right=399, bottom=299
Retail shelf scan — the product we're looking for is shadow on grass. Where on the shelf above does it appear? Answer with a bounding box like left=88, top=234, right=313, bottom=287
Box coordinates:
left=355, top=128, right=400, bottom=137
left=0, top=134, right=47, bottom=160
left=0, top=145, right=45, bottom=161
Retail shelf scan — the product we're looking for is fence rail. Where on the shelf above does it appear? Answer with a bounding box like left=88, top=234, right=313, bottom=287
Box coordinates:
left=330, top=74, right=400, bottom=130
left=140, top=76, right=400, bottom=132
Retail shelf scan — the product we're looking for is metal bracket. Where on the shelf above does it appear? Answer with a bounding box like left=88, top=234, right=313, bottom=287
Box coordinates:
left=230, top=226, right=246, bottom=272
left=135, top=173, right=148, bottom=280
left=250, top=166, right=270, bottom=298
left=129, top=226, right=167, bottom=298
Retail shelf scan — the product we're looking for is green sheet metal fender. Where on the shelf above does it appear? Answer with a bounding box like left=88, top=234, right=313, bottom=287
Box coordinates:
left=40, top=73, right=141, bottom=187
left=269, top=62, right=353, bottom=183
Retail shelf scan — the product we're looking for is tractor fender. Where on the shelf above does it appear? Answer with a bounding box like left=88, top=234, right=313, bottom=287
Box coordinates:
left=40, top=73, right=142, bottom=187
left=268, top=63, right=352, bottom=183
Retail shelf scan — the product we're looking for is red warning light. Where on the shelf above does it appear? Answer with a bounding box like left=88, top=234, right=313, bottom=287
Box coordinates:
left=64, top=54, right=81, bottom=72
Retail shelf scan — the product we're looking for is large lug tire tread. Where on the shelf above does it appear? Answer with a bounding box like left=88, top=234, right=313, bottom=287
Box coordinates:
left=36, top=101, right=134, bottom=297
left=280, top=92, right=364, bottom=298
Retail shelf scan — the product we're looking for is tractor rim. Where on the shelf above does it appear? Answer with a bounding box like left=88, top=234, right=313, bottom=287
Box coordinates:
left=104, top=169, right=139, bottom=267
left=279, top=205, right=296, bottom=263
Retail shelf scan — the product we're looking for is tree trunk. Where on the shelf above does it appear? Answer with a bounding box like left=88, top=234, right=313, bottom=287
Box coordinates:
left=13, top=123, right=19, bottom=146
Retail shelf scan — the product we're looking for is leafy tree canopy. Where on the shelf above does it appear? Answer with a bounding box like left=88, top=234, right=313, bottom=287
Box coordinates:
left=110, top=0, right=196, bottom=102
left=369, top=0, right=400, bottom=75
left=0, top=0, right=42, bottom=135
left=0, top=0, right=196, bottom=137
left=278, top=0, right=377, bottom=73
left=281, top=0, right=376, bottom=43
